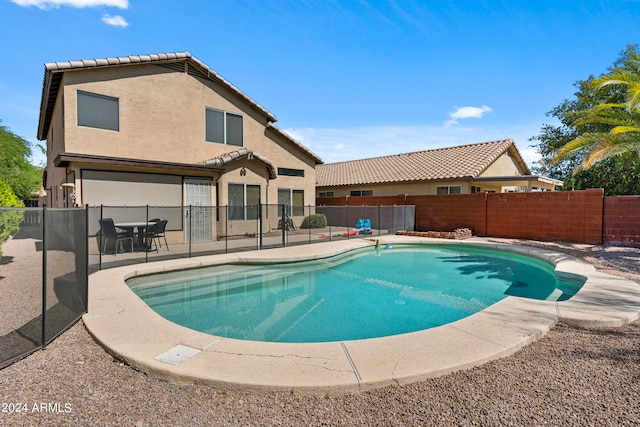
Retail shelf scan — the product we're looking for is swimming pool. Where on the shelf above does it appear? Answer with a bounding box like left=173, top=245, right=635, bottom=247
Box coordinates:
left=85, top=237, right=640, bottom=394
left=127, top=244, right=584, bottom=343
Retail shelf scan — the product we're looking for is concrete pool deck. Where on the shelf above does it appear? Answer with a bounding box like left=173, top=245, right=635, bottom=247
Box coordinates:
left=83, top=236, right=640, bottom=395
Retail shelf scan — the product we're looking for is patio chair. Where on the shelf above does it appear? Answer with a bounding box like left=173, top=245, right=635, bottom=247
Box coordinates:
left=99, top=218, right=134, bottom=255
left=146, top=219, right=169, bottom=251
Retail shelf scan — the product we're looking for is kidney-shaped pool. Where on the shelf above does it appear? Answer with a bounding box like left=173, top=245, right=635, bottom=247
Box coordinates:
left=127, top=244, right=585, bottom=343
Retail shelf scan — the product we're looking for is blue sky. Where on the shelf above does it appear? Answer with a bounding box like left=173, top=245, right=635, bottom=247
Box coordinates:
left=2, top=0, right=639, bottom=168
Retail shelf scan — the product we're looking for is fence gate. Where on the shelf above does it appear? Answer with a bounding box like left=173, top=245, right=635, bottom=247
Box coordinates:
left=184, top=179, right=213, bottom=242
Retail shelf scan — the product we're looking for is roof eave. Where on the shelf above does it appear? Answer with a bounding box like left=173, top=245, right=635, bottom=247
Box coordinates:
left=266, top=122, right=323, bottom=164
left=316, top=176, right=475, bottom=188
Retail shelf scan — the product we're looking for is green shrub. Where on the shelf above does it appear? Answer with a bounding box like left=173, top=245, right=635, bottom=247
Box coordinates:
left=0, top=179, right=23, bottom=207
left=300, top=213, right=327, bottom=229
left=0, top=180, right=24, bottom=256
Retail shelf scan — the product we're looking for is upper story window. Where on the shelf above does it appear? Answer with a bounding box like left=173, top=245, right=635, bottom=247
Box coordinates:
left=277, top=167, right=305, bottom=177
left=77, top=91, right=119, bottom=131
left=206, top=108, right=243, bottom=146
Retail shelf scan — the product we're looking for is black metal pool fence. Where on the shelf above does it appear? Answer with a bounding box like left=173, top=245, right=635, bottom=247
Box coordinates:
left=89, top=204, right=415, bottom=271
left=0, top=204, right=414, bottom=368
left=0, top=207, right=88, bottom=369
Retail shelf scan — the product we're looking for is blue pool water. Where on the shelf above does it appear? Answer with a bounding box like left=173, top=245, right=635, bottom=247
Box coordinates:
left=127, top=245, right=584, bottom=343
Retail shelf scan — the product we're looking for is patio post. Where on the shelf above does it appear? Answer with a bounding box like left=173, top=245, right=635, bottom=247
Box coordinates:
left=188, top=204, right=193, bottom=258
left=259, top=203, right=263, bottom=250
left=225, top=205, right=228, bottom=254
left=99, top=204, right=103, bottom=270
left=145, top=204, right=149, bottom=263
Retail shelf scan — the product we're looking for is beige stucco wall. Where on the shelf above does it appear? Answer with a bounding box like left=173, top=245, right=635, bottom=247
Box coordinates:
left=478, top=150, right=524, bottom=177
left=44, top=82, right=68, bottom=206
left=61, top=65, right=313, bottom=171
left=317, top=180, right=504, bottom=197
left=45, top=62, right=317, bottom=210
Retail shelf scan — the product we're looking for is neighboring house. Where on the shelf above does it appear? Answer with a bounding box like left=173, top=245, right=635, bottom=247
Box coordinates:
left=316, top=139, right=562, bottom=198
left=37, top=51, right=322, bottom=239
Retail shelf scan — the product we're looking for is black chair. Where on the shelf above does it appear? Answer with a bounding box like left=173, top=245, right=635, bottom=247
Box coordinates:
left=146, top=219, right=168, bottom=251
left=99, top=218, right=134, bottom=255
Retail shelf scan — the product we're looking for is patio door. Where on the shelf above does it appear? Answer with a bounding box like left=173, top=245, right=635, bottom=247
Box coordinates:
left=184, top=179, right=213, bottom=243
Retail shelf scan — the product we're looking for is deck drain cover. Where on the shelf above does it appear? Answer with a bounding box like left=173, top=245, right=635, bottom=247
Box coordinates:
left=155, top=345, right=201, bottom=365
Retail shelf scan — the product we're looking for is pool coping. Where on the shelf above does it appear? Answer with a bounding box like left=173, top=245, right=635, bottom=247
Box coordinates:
left=83, top=236, right=640, bottom=395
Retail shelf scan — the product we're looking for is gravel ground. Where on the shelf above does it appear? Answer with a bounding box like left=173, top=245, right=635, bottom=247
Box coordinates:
left=1, top=238, right=639, bottom=426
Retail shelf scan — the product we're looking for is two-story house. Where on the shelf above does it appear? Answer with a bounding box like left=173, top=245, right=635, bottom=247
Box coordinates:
left=37, top=51, right=322, bottom=241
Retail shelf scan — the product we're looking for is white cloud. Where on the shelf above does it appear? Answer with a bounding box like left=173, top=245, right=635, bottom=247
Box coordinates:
left=286, top=123, right=543, bottom=168
left=12, top=0, right=128, bottom=9
left=101, top=14, right=128, bottom=27
left=445, top=105, right=493, bottom=127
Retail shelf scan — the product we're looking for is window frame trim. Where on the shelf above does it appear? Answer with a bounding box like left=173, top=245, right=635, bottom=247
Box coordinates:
left=436, top=185, right=462, bottom=195
left=205, top=107, right=244, bottom=147
left=349, top=189, right=373, bottom=197
left=228, top=182, right=261, bottom=220
left=77, top=90, right=120, bottom=131
left=278, top=188, right=305, bottom=217
left=277, top=167, right=305, bottom=177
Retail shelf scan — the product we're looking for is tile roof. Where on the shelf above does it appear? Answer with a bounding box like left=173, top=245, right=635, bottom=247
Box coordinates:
left=316, top=139, right=530, bottom=187
left=201, top=148, right=277, bottom=179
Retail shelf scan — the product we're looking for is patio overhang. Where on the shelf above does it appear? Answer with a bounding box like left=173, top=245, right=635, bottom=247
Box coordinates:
left=472, top=175, right=563, bottom=191
left=54, top=152, right=225, bottom=174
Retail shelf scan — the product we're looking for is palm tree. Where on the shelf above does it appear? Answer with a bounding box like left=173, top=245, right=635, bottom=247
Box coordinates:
left=553, top=66, right=640, bottom=172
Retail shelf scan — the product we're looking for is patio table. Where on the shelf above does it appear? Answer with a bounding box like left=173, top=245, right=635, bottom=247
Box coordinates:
left=115, top=221, right=154, bottom=251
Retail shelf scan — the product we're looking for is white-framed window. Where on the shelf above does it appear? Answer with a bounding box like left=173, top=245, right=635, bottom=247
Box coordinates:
left=350, top=190, right=373, bottom=196
left=205, top=108, right=243, bottom=146
left=278, top=188, right=304, bottom=216
left=471, top=185, right=482, bottom=193
left=77, top=90, right=119, bottom=131
left=436, top=186, right=462, bottom=195
left=228, top=183, right=260, bottom=220
left=318, top=191, right=334, bottom=198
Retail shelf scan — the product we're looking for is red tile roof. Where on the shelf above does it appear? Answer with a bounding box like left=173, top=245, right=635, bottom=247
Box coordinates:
left=316, top=139, right=530, bottom=187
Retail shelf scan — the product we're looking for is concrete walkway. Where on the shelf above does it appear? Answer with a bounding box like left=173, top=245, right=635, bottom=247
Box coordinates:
left=83, top=237, right=640, bottom=395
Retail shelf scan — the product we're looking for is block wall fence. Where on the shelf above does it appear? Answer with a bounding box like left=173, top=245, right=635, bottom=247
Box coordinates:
left=317, top=189, right=640, bottom=246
